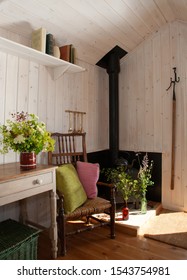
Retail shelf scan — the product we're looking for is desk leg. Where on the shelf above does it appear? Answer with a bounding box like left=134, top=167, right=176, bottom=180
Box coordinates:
left=49, top=189, right=58, bottom=259
left=19, top=199, right=28, bottom=224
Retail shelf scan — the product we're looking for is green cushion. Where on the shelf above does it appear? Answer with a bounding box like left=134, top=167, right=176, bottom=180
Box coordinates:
left=56, top=164, right=87, bottom=214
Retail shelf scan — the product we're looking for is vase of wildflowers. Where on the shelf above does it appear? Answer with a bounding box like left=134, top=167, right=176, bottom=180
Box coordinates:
left=137, top=153, right=154, bottom=214
left=0, top=112, right=55, bottom=170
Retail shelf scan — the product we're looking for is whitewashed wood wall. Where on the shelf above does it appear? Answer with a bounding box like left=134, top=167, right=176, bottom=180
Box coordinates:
left=0, top=27, right=109, bottom=223
left=0, top=29, right=109, bottom=166
left=1, top=20, right=187, bottom=224
left=119, top=20, right=187, bottom=211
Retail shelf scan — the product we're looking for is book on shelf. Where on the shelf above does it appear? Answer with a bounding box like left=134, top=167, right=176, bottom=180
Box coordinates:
left=70, top=46, right=75, bottom=64
left=59, top=44, right=75, bottom=63
left=31, top=27, right=46, bottom=53
left=59, top=44, right=71, bottom=62
left=46, top=33, right=54, bottom=56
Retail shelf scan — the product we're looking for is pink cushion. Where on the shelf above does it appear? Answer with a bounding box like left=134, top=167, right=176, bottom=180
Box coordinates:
left=76, top=161, right=99, bottom=198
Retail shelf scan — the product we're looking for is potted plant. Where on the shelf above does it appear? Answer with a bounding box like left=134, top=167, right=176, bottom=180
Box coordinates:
left=0, top=111, right=55, bottom=170
left=103, top=165, right=138, bottom=220
left=102, top=153, right=154, bottom=218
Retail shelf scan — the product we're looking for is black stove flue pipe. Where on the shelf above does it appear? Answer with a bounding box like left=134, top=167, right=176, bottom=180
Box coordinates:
left=96, top=46, right=127, bottom=166
left=107, top=53, right=120, bottom=166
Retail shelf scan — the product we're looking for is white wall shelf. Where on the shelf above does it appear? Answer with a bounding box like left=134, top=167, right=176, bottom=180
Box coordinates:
left=0, top=36, right=85, bottom=80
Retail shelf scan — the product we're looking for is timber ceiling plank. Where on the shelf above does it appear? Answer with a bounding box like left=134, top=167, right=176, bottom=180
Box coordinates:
left=0, top=0, right=187, bottom=64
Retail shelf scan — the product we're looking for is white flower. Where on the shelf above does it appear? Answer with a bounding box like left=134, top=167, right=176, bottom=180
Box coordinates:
left=13, top=135, right=25, bottom=144
left=37, top=125, right=44, bottom=134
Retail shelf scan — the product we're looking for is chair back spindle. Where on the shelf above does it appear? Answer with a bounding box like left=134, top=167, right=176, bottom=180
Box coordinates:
left=48, top=132, right=87, bottom=166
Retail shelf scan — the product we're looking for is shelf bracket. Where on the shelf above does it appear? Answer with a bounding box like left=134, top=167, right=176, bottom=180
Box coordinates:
left=52, top=65, right=72, bottom=80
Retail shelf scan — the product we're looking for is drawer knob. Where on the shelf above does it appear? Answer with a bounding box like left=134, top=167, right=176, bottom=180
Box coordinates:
left=34, top=179, right=43, bottom=185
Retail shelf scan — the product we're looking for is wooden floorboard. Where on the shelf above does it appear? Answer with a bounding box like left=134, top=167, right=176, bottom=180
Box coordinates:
left=38, top=226, right=187, bottom=260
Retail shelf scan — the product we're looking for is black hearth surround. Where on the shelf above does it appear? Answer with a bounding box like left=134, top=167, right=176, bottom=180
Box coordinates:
left=87, top=150, right=162, bottom=203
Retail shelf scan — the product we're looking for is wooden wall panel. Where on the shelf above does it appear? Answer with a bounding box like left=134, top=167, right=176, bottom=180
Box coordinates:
left=178, top=22, right=187, bottom=210
left=1, top=21, right=187, bottom=222
left=17, top=58, right=29, bottom=112
left=120, top=21, right=187, bottom=211
left=152, top=34, right=162, bottom=152
left=144, top=39, right=154, bottom=151
left=160, top=24, right=172, bottom=209
left=0, top=29, right=108, bottom=223
left=4, top=54, right=18, bottom=164
left=120, top=54, right=138, bottom=151
left=0, top=46, right=108, bottom=160
left=136, top=46, right=145, bottom=150
left=0, top=52, right=6, bottom=165
left=169, top=22, right=183, bottom=208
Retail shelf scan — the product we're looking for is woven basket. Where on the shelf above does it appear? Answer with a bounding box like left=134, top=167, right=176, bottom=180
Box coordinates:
left=0, top=219, right=41, bottom=260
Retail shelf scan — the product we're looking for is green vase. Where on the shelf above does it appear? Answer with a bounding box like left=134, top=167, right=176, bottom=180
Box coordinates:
left=141, top=193, right=147, bottom=214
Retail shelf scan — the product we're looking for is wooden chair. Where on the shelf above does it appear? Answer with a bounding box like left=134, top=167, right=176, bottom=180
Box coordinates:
left=48, top=132, right=116, bottom=256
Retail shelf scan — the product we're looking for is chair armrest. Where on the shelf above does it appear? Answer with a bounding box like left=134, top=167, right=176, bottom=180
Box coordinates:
left=97, top=181, right=116, bottom=207
left=97, top=181, right=115, bottom=189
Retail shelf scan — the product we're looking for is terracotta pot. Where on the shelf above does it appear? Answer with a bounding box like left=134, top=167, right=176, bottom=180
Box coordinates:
left=20, top=152, right=36, bottom=170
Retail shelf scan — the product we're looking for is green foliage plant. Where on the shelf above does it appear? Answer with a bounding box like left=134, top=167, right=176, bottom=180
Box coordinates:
left=0, top=111, right=55, bottom=155
left=102, top=153, right=154, bottom=207
left=103, top=165, right=138, bottom=206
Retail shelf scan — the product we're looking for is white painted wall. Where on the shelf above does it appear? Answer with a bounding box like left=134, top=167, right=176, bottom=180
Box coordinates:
left=119, top=21, right=187, bottom=211
left=0, top=29, right=109, bottom=165
left=1, top=20, right=187, bottom=224
left=0, top=28, right=109, bottom=223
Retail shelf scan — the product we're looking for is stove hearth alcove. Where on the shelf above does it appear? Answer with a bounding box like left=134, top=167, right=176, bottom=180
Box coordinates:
left=118, top=151, right=162, bottom=203
left=95, top=46, right=161, bottom=204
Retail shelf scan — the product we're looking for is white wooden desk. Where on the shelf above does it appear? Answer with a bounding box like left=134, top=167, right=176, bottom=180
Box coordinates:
left=0, top=163, right=57, bottom=259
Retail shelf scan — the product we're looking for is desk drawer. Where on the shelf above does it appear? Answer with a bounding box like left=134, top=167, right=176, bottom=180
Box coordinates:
left=0, top=171, right=53, bottom=198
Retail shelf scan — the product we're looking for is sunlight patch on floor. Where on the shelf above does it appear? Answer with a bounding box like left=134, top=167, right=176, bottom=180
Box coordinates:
left=93, top=202, right=162, bottom=236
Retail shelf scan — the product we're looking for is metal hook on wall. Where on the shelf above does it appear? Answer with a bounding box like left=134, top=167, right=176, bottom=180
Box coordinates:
left=166, top=67, right=180, bottom=100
